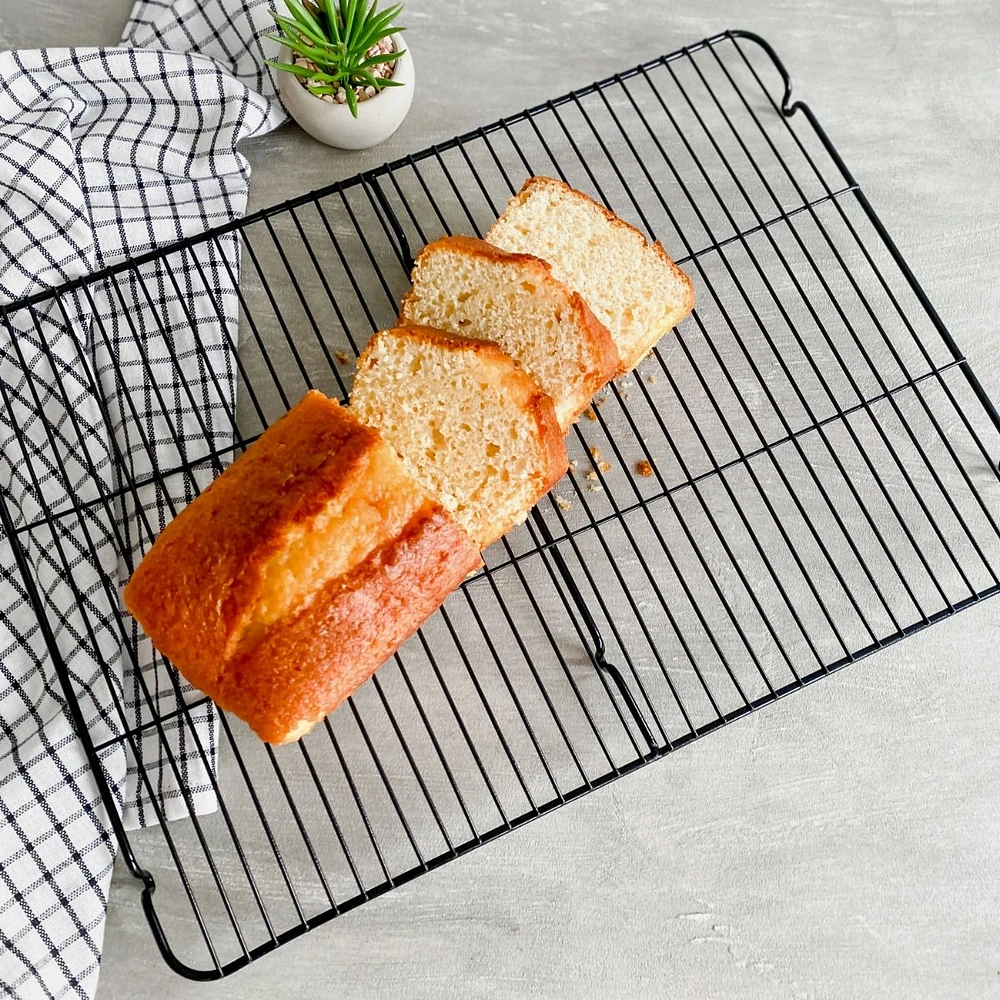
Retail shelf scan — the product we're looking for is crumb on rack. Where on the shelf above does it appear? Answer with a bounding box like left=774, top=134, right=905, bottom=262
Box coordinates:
left=585, top=470, right=599, bottom=481
left=589, top=445, right=603, bottom=461
left=588, top=482, right=604, bottom=492
left=582, top=407, right=597, bottom=422
left=335, top=349, right=352, bottom=367
left=568, top=459, right=579, bottom=471
left=594, top=393, right=608, bottom=407
left=635, top=460, right=654, bottom=478
left=646, top=374, right=657, bottom=384
left=621, top=390, right=630, bottom=400
left=555, top=494, right=573, bottom=512
left=598, top=460, right=612, bottom=474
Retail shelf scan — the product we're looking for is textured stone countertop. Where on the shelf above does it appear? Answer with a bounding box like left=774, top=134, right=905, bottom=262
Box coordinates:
left=6, top=1, right=999, bottom=997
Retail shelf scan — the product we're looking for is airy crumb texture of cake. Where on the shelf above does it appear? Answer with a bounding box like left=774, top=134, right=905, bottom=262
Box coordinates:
left=122, top=390, right=481, bottom=744
left=399, top=235, right=618, bottom=430
left=350, top=325, right=568, bottom=549
left=487, top=176, right=695, bottom=373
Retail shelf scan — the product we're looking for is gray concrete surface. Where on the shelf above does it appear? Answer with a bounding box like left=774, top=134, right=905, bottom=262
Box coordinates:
left=6, top=1, right=1000, bottom=997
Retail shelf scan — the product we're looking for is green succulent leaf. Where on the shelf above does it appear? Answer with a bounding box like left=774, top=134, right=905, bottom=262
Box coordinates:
left=357, top=49, right=403, bottom=69
left=269, top=0, right=406, bottom=108
left=355, top=25, right=397, bottom=53
left=263, top=58, right=303, bottom=74
left=354, top=6, right=402, bottom=49
left=272, top=13, right=326, bottom=47
left=342, top=0, right=360, bottom=47
left=264, top=59, right=344, bottom=83
left=265, top=32, right=334, bottom=64
left=350, top=67, right=381, bottom=88
left=282, top=0, right=325, bottom=38
left=326, top=0, right=340, bottom=35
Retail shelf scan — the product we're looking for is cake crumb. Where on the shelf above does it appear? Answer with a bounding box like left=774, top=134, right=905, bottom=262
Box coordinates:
left=588, top=482, right=604, bottom=492
left=554, top=494, right=573, bottom=512
left=335, top=349, right=352, bottom=367
left=635, top=460, right=654, bottom=478
left=594, top=393, right=608, bottom=408
left=568, top=459, right=579, bottom=471
left=621, top=390, right=630, bottom=400
left=589, top=445, right=603, bottom=462
left=582, top=407, right=597, bottom=422
left=585, top=470, right=599, bottom=481
left=598, top=460, right=612, bottom=474
left=646, top=374, right=657, bottom=384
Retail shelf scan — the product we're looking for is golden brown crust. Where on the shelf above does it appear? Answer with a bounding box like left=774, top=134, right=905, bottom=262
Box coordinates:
left=413, top=233, right=544, bottom=272
left=122, top=391, right=375, bottom=688
left=529, top=383, right=571, bottom=499
left=123, top=389, right=482, bottom=744
left=217, top=501, right=481, bottom=744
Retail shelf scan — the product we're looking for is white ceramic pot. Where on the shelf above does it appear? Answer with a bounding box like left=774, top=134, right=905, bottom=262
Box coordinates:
left=276, top=34, right=414, bottom=150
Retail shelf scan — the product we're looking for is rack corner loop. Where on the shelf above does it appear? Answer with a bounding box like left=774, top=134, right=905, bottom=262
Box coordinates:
left=726, top=29, right=796, bottom=117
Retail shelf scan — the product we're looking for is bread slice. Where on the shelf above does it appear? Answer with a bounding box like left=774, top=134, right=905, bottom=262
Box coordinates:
left=123, top=390, right=482, bottom=743
left=350, top=325, right=568, bottom=549
left=399, top=235, right=618, bottom=430
left=487, top=176, right=695, bottom=373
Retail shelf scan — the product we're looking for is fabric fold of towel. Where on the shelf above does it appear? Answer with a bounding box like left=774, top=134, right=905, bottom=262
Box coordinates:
left=0, top=3, right=286, bottom=996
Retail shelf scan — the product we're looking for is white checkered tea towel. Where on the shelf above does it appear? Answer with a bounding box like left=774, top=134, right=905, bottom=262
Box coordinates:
left=0, top=1, right=286, bottom=996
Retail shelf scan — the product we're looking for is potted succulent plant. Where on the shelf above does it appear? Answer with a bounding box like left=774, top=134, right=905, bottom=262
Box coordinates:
left=266, top=0, right=412, bottom=150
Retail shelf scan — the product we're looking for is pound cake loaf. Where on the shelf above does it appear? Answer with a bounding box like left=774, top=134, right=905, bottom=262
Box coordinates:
left=487, top=176, right=695, bottom=373
left=399, top=235, right=618, bottom=431
left=122, top=390, right=482, bottom=744
left=350, top=325, right=568, bottom=549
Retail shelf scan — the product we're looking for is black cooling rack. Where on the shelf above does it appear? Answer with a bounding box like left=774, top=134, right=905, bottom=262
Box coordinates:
left=3, top=29, right=1000, bottom=979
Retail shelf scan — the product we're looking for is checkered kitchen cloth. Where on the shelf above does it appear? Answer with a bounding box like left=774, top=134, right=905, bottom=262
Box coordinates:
left=0, top=1, right=287, bottom=996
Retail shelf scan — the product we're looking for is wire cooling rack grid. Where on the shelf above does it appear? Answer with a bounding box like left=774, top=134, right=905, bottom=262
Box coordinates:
left=3, top=30, right=1000, bottom=978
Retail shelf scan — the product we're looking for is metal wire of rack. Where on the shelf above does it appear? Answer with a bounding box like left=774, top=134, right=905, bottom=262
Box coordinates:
left=2, top=29, right=1000, bottom=979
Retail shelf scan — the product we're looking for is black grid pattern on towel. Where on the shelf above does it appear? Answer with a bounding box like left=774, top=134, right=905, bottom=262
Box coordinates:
left=0, top=1, right=283, bottom=996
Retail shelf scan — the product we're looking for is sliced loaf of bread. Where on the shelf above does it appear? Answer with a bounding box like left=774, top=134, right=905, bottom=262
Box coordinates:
left=123, top=390, right=481, bottom=743
left=399, top=235, right=618, bottom=431
left=487, top=176, right=695, bottom=373
left=350, top=325, right=568, bottom=549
